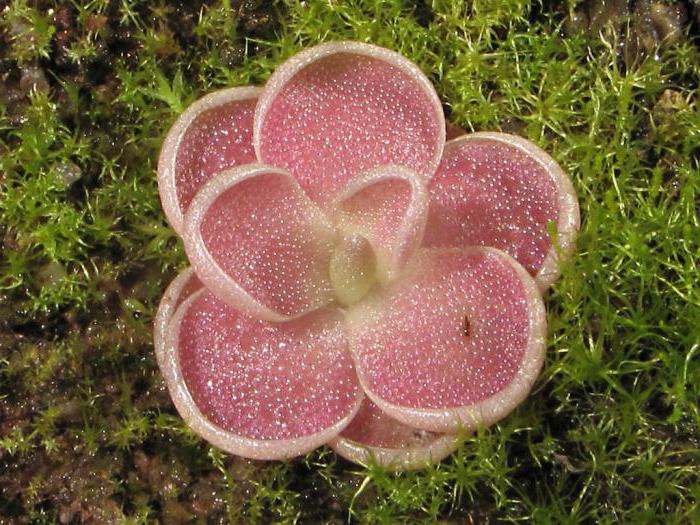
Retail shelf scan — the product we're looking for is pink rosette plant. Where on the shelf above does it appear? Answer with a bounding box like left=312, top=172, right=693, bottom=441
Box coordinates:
left=154, top=42, right=579, bottom=470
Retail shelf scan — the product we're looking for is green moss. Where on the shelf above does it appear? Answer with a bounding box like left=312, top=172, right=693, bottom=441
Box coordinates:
left=1, top=0, right=699, bottom=522
left=1, top=0, right=56, bottom=64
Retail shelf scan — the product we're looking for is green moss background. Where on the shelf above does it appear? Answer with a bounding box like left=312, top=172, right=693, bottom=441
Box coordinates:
left=1, top=0, right=699, bottom=522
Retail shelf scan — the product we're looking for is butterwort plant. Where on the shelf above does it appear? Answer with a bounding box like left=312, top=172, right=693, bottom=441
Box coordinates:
left=154, top=42, right=579, bottom=470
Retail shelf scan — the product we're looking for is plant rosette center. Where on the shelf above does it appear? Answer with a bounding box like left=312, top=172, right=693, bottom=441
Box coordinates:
left=329, top=234, right=377, bottom=307
left=154, top=41, right=580, bottom=470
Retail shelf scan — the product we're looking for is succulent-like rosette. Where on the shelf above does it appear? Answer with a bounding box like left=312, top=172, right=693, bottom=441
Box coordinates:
left=155, top=42, right=579, bottom=470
